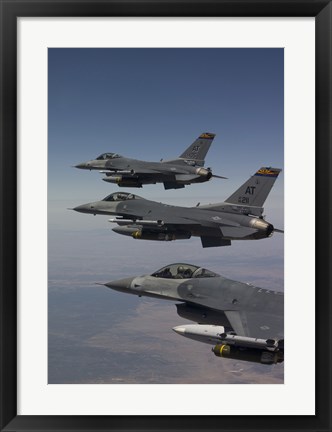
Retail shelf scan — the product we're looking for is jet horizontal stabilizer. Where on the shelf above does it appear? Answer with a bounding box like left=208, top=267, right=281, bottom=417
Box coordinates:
left=201, top=236, right=231, bottom=248
left=163, top=182, right=185, bottom=190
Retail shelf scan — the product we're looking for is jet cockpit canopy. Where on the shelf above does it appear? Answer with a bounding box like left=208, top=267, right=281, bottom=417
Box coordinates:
left=102, top=192, right=141, bottom=202
left=151, top=263, right=219, bottom=279
left=96, top=153, right=122, bottom=160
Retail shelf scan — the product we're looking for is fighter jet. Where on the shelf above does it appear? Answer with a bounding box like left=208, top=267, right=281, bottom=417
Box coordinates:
left=74, top=132, right=226, bottom=189
left=103, top=263, right=284, bottom=365
left=73, top=166, right=283, bottom=248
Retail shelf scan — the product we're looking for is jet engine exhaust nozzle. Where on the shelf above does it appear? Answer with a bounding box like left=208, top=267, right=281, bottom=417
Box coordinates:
left=195, top=167, right=212, bottom=180
left=266, top=223, right=275, bottom=237
left=248, top=218, right=275, bottom=237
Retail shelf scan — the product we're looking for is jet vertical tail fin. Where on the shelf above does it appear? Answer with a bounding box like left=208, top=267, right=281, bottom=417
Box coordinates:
left=178, top=132, right=216, bottom=166
left=225, top=167, right=282, bottom=208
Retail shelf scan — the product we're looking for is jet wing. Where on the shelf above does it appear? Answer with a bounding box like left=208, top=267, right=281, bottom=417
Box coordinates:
left=139, top=211, right=241, bottom=231
left=176, top=279, right=283, bottom=339
left=110, top=214, right=203, bottom=231
left=140, top=214, right=202, bottom=228
left=224, top=310, right=283, bottom=340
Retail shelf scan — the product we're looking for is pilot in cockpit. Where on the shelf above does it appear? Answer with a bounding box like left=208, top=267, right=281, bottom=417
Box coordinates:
left=160, top=267, right=172, bottom=278
left=175, top=266, right=192, bottom=279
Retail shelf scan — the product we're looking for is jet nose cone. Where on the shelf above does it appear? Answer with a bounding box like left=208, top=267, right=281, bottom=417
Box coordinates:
left=105, top=277, right=135, bottom=293
left=72, top=203, right=95, bottom=213
left=74, top=162, right=89, bottom=169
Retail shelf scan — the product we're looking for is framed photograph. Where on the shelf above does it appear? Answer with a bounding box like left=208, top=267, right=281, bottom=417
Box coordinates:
left=0, top=1, right=331, bottom=431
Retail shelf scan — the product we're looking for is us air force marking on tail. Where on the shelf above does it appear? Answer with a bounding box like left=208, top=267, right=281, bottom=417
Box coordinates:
left=74, top=133, right=226, bottom=190
left=102, top=263, right=284, bottom=365
left=73, top=167, right=283, bottom=248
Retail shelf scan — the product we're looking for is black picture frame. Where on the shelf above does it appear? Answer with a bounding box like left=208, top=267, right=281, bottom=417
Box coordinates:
left=0, top=1, right=331, bottom=431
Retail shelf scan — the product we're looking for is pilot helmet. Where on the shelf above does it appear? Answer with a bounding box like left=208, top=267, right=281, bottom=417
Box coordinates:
left=177, top=266, right=185, bottom=273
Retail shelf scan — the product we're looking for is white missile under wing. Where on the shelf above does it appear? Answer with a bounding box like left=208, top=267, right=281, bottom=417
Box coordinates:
left=104, top=263, right=284, bottom=365
left=73, top=167, right=283, bottom=248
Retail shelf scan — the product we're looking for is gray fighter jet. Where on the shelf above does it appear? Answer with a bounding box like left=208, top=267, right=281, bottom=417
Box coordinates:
left=103, top=263, right=284, bottom=365
left=74, top=132, right=226, bottom=189
left=73, top=167, right=283, bottom=248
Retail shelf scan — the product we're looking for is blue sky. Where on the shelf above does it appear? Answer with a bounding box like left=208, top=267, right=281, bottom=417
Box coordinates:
left=48, top=48, right=284, bottom=214
left=48, top=48, right=284, bottom=383
left=48, top=47, right=284, bottom=282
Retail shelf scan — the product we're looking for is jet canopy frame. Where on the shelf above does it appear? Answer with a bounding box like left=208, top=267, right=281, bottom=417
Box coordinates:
left=102, top=192, right=141, bottom=202
left=151, top=263, right=220, bottom=279
left=96, top=152, right=122, bottom=160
